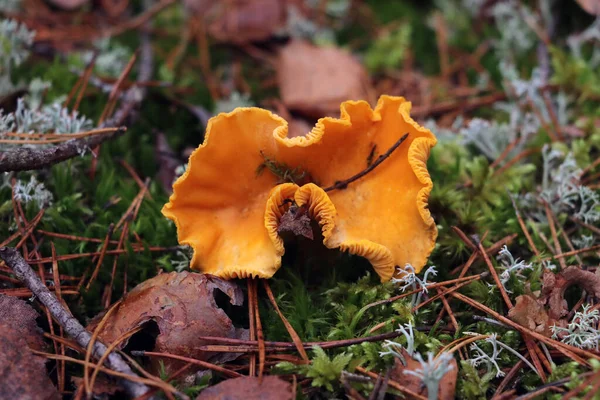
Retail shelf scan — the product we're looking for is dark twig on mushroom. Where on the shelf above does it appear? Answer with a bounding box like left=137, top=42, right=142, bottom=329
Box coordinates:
left=0, top=247, right=152, bottom=398
left=323, top=133, right=409, bottom=192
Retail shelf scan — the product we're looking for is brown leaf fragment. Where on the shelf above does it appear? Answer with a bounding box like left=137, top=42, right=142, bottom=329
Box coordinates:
left=508, top=294, right=553, bottom=336
left=277, top=40, right=372, bottom=118
left=541, top=266, right=600, bottom=320
left=0, top=294, right=45, bottom=351
left=205, top=0, right=287, bottom=44
left=196, top=376, right=293, bottom=400
left=72, top=375, right=121, bottom=398
left=0, top=295, right=59, bottom=400
left=389, top=348, right=457, bottom=400
left=89, top=272, right=248, bottom=376
left=278, top=205, right=314, bottom=240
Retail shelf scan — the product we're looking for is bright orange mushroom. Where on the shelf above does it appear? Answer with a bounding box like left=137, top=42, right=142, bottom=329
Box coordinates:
left=162, top=95, right=437, bottom=282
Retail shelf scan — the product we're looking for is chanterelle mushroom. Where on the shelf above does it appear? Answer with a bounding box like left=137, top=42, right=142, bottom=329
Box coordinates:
left=162, top=95, right=437, bottom=282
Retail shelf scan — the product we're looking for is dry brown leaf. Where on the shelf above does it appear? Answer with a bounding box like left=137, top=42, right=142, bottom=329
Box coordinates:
left=0, top=294, right=46, bottom=351
left=508, top=294, right=554, bottom=336
left=277, top=40, right=372, bottom=117
left=0, top=295, right=59, bottom=400
left=389, top=348, right=457, bottom=400
left=89, top=272, right=248, bottom=375
left=205, top=0, right=287, bottom=44
left=541, top=266, right=600, bottom=320
left=575, top=0, right=600, bottom=15
left=72, top=376, right=121, bottom=398
left=195, top=376, right=293, bottom=400
left=508, top=266, right=600, bottom=336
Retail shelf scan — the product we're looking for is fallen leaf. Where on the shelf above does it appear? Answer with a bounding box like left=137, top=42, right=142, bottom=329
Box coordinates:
left=541, top=266, right=600, bottom=320
left=0, top=294, right=46, bottom=351
left=72, top=376, right=121, bottom=398
left=205, top=0, right=287, bottom=44
left=389, top=348, right=457, bottom=400
left=89, top=272, right=248, bottom=375
left=0, top=295, right=59, bottom=400
left=196, top=376, right=293, bottom=400
left=508, top=294, right=553, bottom=336
left=277, top=40, right=372, bottom=117
left=575, top=0, right=600, bottom=15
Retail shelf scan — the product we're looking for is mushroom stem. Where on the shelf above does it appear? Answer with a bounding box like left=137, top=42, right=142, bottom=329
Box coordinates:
left=323, top=133, right=409, bottom=192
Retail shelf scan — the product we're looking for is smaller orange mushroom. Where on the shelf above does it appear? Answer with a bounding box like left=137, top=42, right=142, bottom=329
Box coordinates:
left=163, top=96, right=437, bottom=282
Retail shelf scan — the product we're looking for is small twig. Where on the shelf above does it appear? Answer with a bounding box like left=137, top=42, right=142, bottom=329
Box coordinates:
left=544, top=202, right=567, bottom=270
left=0, top=128, right=127, bottom=173
left=252, top=280, right=266, bottom=382
left=85, top=224, right=115, bottom=290
left=356, top=367, right=427, bottom=400
left=323, top=133, right=409, bottom=192
left=131, top=351, right=242, bottom=378
left=0, top=247, right=151, bottom=398
left=478, top=241, right=513, bottom=309
left=262, top=280, right=309, bottom=362
left=247, top=278, right=257, bottom=377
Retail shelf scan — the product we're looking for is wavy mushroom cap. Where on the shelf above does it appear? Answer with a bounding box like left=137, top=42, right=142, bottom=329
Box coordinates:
left=162, top=96, right=437, bottom=281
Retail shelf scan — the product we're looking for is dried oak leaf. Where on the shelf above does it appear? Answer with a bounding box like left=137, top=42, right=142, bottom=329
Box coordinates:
left=89, top=272, right=248, bottom=375
left=0, top=294, right=46, bottom=351
left=508, top=294, right=554, bottom=336
left=541, top=266, right=600, bottom=320
left=205, top=0, right=287, bottom=44
left=390, top=348, right=457, bottom=400
left=196, top=376, right=293, bottom=400
left=0, top=295, right=59, bottom=400
left=277, top=40, right=372, bottom=118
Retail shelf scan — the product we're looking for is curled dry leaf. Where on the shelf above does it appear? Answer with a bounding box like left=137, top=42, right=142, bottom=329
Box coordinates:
left=541, top=266, right=600, bottom=320
left=89, top=272, right=248, bottom=375
left=509, top=266, right=600, bottom=335
left=195, top=376, right=294, bottom=400
left=277, top=40, right=373, bottom=117
left=508, top=294, right=554, bottom=336
left=390, top=348, right=458, bottom=400
left=205, top=0, right=287, bottom=44
left=0, top=295, right=60, bottom=400
left=0, top=294, right=46, bottom=351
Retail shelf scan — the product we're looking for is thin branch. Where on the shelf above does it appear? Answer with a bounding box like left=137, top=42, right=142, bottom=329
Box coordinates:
left=0, top=127, right=126, bottom=173
left=0, top=247, right=151, bottom=398
left=324, top=133, right=409, bottom=192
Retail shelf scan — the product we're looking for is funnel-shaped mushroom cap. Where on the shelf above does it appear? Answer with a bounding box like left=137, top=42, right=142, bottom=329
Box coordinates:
left=163, top=96, right=437, bottom=281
